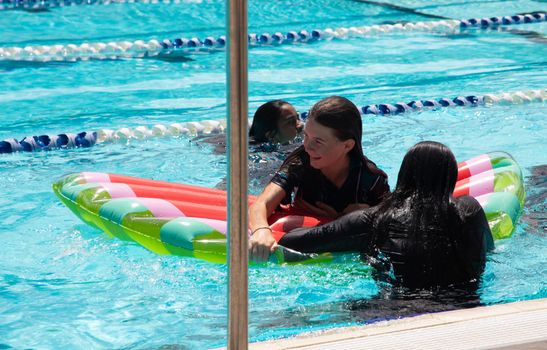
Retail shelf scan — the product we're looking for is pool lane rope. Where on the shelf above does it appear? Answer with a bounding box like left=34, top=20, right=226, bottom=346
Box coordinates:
left=0, top=12, right=544, bottom=62
left=357, top=89, right=547, bottom=116
left=0, top=0, right=200, bottom=11
left=0, top=119, right=228, bottom=153
left=1, top=88, right=544, bottom=154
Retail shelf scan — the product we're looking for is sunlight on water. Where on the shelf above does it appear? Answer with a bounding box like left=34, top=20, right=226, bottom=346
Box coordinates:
left=0, top=1, right=546, bottom=348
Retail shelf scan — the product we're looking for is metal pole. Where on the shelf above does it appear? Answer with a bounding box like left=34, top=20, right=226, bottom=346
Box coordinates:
left=226, top=0, right=248, bottom=347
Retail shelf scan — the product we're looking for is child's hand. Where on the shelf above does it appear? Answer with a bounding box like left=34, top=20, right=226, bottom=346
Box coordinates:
left=249, top=228, right=277, bottom=263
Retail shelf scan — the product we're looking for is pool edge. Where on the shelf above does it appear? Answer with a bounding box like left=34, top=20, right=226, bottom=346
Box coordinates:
left=240, top=298, right=547, bottom=350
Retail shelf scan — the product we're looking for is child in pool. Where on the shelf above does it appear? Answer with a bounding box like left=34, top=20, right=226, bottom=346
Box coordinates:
left=249, top=96, right=390, bottom=262
left=205, top=100, right=304, bottom=191
left=196, top=99, right=303, bottom=154
left=280, top=141, right=494, bottom=289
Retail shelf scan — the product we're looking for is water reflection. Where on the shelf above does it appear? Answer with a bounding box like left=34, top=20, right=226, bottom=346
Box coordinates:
left=521, top=165, right=546, bottom=235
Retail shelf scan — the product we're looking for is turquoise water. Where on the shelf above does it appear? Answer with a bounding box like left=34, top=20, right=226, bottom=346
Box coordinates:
left=1, top=0, right=546, bottom=348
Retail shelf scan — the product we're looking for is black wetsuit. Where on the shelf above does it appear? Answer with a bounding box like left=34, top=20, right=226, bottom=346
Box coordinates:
left=271, top=148, right=390, bottom=212
left=280, top=196, right=494, bottom=289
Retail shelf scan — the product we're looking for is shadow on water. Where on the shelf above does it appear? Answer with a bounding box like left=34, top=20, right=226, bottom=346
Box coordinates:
left=502, top=27, right=547, bottom=44
left=345, top=287, right=481, bottom=322
left=22, top=8, right=50, bottom=12
left=2, top=7, right=51, bottom=12
left=522, top=165, right=547, bottom=234
left=352, top=2, right=547, bottom=44
left=0, top=60, right=75, bottom=72
left=350, top=0, right=449, bottom=20
left=254, top=285, right=481, bottom=335
left=143, top=53, right=194, bottom=63
left=0, top=53, right=194, bottom=72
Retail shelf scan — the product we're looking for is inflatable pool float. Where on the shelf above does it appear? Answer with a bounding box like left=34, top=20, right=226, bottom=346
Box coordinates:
left=454, top=152, right=525, bottom=239
left=53, top=173, right=331, bottom=264
left=53, top=151, right=524, bottom=264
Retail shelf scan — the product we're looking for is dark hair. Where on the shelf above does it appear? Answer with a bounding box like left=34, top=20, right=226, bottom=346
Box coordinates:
left=301, top=96, right=386, bottom=177
left=395, top=141, right=458, bottom=200
left=279, top=96, right=386, bottom=178
left=249, top=100, right=291, bottom=143
left=307, top=96, right=364, bottom=160
left=370, top=141, right=460, bottom=280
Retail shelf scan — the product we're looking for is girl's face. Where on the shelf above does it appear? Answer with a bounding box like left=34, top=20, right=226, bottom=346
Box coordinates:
left=274, top=104, right=302, bottom=143
left=303, top=118, right=355, bottom=170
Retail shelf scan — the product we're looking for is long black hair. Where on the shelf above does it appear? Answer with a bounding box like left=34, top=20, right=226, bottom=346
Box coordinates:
left=370, top=141, right=460, bottom=282
left=394, top=141, right=458, bottom=201
left=249, top=100, right=291, bottom=143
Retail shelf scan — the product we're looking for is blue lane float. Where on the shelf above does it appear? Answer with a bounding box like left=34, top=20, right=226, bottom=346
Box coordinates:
left=460, top=14, right=545, bottom=28
left=0, top=12, right=544, bottom=62
left=360, top=95, right=481, bottom=116
left=300, top=89, right=545, bottom=119
left=1, top=89, right=545, bottom=154
left=0, top=121, right=227, bottom=154
left=0, top=132, right=97, bottom=153
left=0, top=0, right=196, bottom=10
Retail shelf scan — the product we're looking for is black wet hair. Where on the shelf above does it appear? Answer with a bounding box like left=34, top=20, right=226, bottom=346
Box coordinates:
left=370, top=141, right=460, bottom=265
left=395, top=141, right=458, bottom=200
left=249, top=100, right=292, bottom=143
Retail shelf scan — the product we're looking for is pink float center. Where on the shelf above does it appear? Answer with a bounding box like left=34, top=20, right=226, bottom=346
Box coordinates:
left=468, top=170, right=495, bottom=197
left=474, top=193, right=491, bottom=207
left=466, top=154, right=493, bottom=176
left=137, top=198, right=184, bottom=218
left=191, top=218, right=228, bottom=235
left=101, top=183, right=136, bottom=198
left=82, top=172, right=111, bottom=183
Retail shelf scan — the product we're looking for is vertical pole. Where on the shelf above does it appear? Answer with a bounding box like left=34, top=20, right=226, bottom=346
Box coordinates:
left=226, top=0, right=248, bottom=348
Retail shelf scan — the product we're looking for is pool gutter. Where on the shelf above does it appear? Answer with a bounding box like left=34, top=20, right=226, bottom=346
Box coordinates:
left=245, top=298, right=547, bottom=350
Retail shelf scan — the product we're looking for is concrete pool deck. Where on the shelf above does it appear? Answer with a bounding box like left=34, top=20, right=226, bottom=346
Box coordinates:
left=245, top=298, right=547, bottom=350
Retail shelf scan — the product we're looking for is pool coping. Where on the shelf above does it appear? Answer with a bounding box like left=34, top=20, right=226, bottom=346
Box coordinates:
left=244, top=298, right=547, bottom=350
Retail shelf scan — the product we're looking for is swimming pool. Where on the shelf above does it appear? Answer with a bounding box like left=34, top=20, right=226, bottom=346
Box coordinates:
left=0, top=0, right=546, bottom=348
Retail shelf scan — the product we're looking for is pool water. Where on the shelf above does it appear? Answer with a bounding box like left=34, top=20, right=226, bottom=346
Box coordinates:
left=0, top=0, right=546, bottom=348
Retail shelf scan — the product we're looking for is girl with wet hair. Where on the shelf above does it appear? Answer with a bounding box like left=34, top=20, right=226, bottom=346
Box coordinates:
left=196, top=99, right=302, bottom=151
left=196, top=100, right=302, bottom=154
left=281, top=141, right=494, bottom=289
left=202, top=100, right=303, bottom=191
left=249, top=96, right=390, bottom=262
left=249, top=100, right=303, bottom=144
